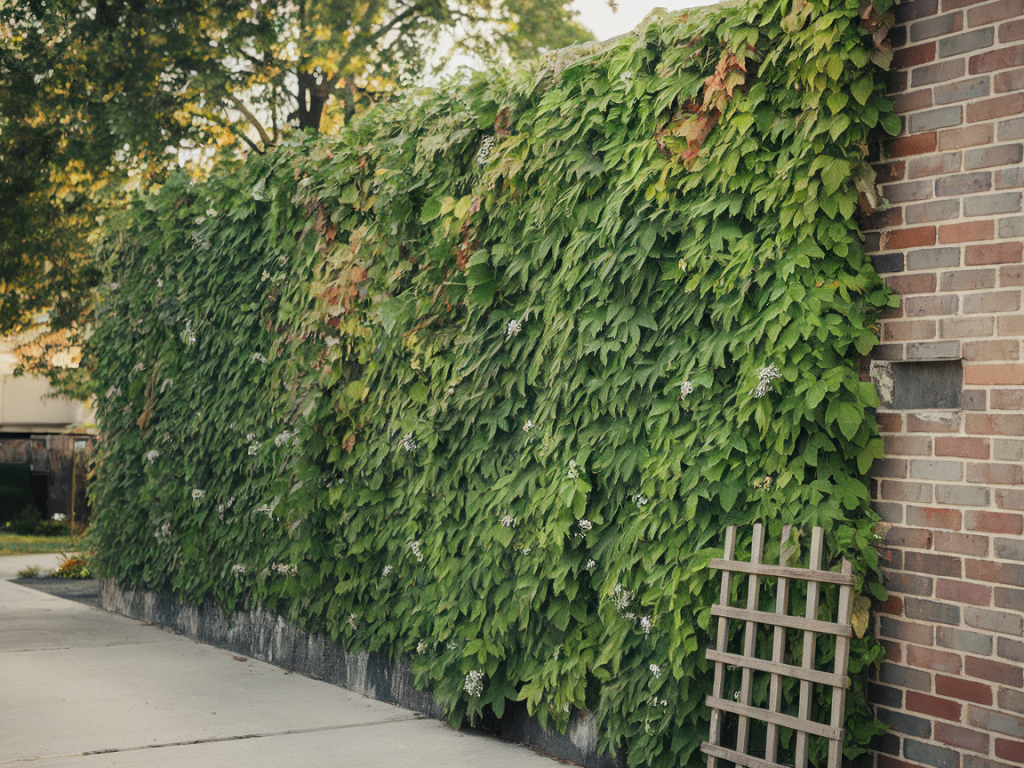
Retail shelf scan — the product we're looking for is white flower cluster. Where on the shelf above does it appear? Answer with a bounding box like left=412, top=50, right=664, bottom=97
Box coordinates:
left=382, top=564, right=393, bottom=577
left=105, top=386, right=121, bottom=399
left=272, top=563, right=298, bottom=576
left=110, top=282, right=121, bottom=291
left=52, top=513, right=66, bottom=522
left=501, top=515, right=515, bottom=528
left=274, top=430, right=294, bottom=447
left=134, top=362, right=146, bottom=372
left=620, top=70, right=634, bottom=82
left=156, top=278, right=164, bottom=288
left=231, top=564, right=247, bottom=575
left=575, top=519, right=592, bottom=539
left=183, top=321, right=196, bottom=346
left=401, top=432, right=419, bottom=452
left=522, top=420, right=535, bottom=432
left=464, top=669, right=485, bottom=697
left=752, top=363, right=783, bottom=398
left=519, top=547, right=532, bottom=555
left=416, top=641, right=428, bottom=655
left=612, top=583, right=632, bottom=612
left=680, top=380, right=693, bottom=399
left=506, top=319, right=522, bottom=339
left=145, top=449, right=160, bottom=463
left=252, top=352, right=268, bottom=364
left=476, top=136, right=496, bottom=166
left=586, top=559, right=597, bottom=570
left=348, top=613, right=358, bottom=631
left=631, top=492, right=649, bottom=508
left=409, top=540, right=424, bottom=562
left=248, top=444, right=259, bottom=456
left=640, top=616, right=652, bottom=635
left=191, top=489, right=205, bottom=501
left=154, top=522, right=172, bottom=543
left=566, top=460, right=580, bottom=480
left=650, top=696, right=669, bottom=707
left=649, top=664, right=662, bottom=679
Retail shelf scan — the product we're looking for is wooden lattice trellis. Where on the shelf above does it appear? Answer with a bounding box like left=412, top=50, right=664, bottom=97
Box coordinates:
left=700, top=524, right=855, bottom=768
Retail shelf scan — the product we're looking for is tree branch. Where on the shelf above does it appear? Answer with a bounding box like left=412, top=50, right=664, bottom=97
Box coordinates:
left=226, top=94, right=275, bottom=148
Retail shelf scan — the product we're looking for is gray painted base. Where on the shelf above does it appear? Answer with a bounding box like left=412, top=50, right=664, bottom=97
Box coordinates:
left=100, top=579, right=623, bottom=768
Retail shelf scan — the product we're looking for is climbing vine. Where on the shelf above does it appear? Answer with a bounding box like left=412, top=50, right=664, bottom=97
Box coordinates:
left=87, top=1, right=899, bottom=765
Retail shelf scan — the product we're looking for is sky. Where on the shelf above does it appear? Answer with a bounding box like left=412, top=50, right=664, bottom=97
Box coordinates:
left=571, top=0, right=719, bottom=42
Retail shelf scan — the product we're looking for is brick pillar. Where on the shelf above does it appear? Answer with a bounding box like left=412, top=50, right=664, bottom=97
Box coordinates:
left=862, top=1, right=1024, bottom=766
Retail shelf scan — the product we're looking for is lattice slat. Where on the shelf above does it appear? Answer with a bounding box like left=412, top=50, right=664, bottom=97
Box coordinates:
left=700, top=524, right=855, bottom=768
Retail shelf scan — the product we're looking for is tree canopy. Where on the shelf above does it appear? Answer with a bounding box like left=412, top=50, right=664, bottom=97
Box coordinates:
left=0, top=0, right=595, bottom=375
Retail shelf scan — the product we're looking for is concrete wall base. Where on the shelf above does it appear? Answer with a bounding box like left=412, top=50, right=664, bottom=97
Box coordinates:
left=100, top=578, right=623, bottom=768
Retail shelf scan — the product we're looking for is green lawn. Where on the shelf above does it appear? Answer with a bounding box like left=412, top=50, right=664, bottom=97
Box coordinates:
left=0, top=533, right=76, bottom=556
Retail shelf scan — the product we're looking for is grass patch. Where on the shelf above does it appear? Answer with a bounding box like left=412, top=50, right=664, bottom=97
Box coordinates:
left=0, top=533, right=76, bottom=556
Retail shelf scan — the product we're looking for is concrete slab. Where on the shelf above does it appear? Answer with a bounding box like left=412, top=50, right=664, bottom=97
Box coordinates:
left=0, top=557, right=562, bottom=767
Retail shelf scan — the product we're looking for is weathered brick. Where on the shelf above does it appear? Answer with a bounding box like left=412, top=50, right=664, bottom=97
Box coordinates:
left=965, top=557, right=1024, bottom=586
left=908, top=644, right=963, bottom=673
left=864, top=207, right=905, bottom=230
left=880, top=661, right=934, bottom=691
left=884, top=319, right=937, bottom=340
left=966, top=461, right=1024, bottom=484
left=914, top=11, right=966, bottom=41
left=936, top=721, right=991, bottom=753
left=998, top=637, right=1024, bottom=663
left=1001, top=263, right=1024, bottom=284
left=936, top=170, right=992, bottom=195
left=995, top=166, right=1024, bottom=188
left=1001, top=687, right=1024, bottom=716
left=966, top=509, right=1024, bottom=533
left=910, top=459, right=964, bottom=481
left=969, top=705, right=1024, bottom=738
left=886, top=434, right=934, bottom=456
left=882, top=479, right=936, bottom=502
left=1002, top=18, right=1024, bottom=42
left=936, top=673, right=994, bottom=705
left=897, top=90, right=936, bottom=116
left=890, top=132, right=939, bottom=158
left=965, top=363, right=1024, bottom=384
left=887, top=525, right=934, bottom=548
left=873, top=253, right=906, bottom=273
left=908, top=412, right=962, bottom=432
left=898, top=0, right=939, bottom=22
left=935, top=436, right=990, bottom=458
left=879, top=709, right=932, bottom=742
left=995, top=585, right=1024, bottom=611
left=907, top=245, right=961, bottom=269
left=909, top=153, right=963, bottom=179
left=935, top=532, right=991, bottom=557
left=970, top=43, right=1024, bottom=74
left=870, top=682, right=905, bottom=709
left=966, top=143, right=1024, bottom=170
left=936, top=482, right=990, bottom=505
left=964, top=191, right=1023, bottom=216
left=938, top=123, right=995, bottom=150
left=940, top=267, right=996, bottom=290
left=937, top=624, right=993, bottom=655
left=916, top=57, right=969, bottom=87
left=998, top=214, right=1024, bottom=238
left=908, top=505, right=962, bottom=529
left=992, top=438, right=1024, bottom=459
left=906, top=550, right=965, bottom=577
left=908, top=690, right=963, bottom=721
left=913, top=105, right=966, bottom=133
left=940, top=315, right=994, bottom=337
left=995, top=488, right=1024, bottom=510
left=968, top=0, right=1024, bottom=26
left=887, top=272, right=938, bottom=293
left=966, top=655, right=1024, bottom=686
left=909, top=290, right=954, bottom=315
left=906, top=199, right=962, bottom=224
left=995, top=739, right=1024, bottom=764
left=964, top=389, right=989, bottom=409
left=965, top=241, right=1023, bottom=263
left=877, top=160, right=908, bottom=183
left=967, top=93, right=1024, bottom=122
left=997, top=314, right=1024, bottom=334
left=964, top=339, right=1021, bottom=360
left=963, top=288, right=1020, bottom=312
left=941, top=26, right=995, bottom=57
left=875, top=343, right=906, bottom=360
left=874, top=457, right=909, bottom=477
left=897, top=41, right=940, bottom=69
left=883, top=226, right=939, bottom=250
left=904, top=738, right=960, bottom=768
left=878, top=412, right=904, bottom=433
left=906, top=596, right=962, bottom=624
left=994, top=66, right=1024, bottom=92
left=907, top=340, right=961, bottom=358
left=1000, top=115, right=1024, bottom=139
left=965, top=605, right=1024, bottom=635
left=885, top=179, right=935, bottom=203
left=886, top=570, right=937, bottom=597
left=994, top=536, right=1024, bottom=561
left=939, top=219, right=995, bottom=242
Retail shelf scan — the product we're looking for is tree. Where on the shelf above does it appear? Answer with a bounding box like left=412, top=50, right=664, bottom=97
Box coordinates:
left=0, top=0, right=595, bottom=380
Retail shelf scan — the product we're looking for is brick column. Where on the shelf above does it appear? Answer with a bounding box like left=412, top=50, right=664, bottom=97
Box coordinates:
left=862, top=1, right=1024, bottom=766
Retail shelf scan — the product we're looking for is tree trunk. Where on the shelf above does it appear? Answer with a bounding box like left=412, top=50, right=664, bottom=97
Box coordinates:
left=297, top=70, right=333, bottom=131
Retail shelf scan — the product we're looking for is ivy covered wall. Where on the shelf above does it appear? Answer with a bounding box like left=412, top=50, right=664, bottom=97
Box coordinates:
left=87, top=1, right=900, bottom=765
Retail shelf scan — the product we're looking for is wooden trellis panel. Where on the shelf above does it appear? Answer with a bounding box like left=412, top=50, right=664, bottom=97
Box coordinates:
left=701, top=524, right=855, bottom=768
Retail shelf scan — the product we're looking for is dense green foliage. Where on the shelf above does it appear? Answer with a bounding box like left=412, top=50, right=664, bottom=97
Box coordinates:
left=88, top=1, right=899, bottom=765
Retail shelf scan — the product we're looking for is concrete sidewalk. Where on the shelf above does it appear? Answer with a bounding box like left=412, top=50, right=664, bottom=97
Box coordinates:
left=0, top=554, right=562, bottom=767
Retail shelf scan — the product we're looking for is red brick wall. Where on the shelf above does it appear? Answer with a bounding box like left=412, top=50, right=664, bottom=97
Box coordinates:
left=863, top=1, right=1024, bottom=766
